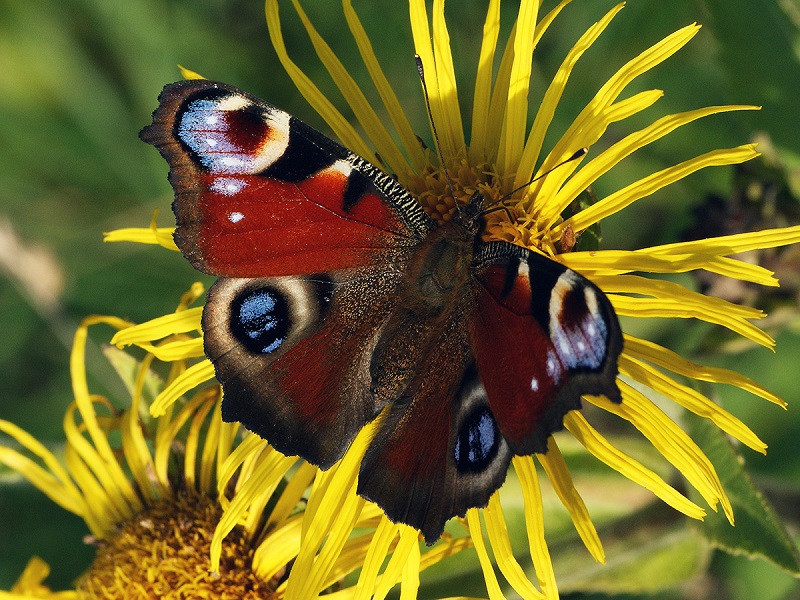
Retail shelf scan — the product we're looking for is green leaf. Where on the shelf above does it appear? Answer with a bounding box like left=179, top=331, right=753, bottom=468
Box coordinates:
left=553, top=504, right=711, bottom=595
left=688, top=414, right=800, bottom=576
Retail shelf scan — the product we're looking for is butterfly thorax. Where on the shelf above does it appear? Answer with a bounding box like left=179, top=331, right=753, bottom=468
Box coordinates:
left=368, top=216, right=477, bottom=407
left=402, top=223, right=474, bottom=317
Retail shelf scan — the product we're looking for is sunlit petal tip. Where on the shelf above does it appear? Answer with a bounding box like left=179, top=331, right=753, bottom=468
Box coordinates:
left=178, top=65, right=206, bottom=80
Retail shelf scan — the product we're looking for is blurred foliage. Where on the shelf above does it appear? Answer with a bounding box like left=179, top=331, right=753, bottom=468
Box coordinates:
left=1, top=0, right=799, bottom=597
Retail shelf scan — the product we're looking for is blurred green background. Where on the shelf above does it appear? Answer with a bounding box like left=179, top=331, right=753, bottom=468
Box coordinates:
left=1, top=0, right=799, bottom=597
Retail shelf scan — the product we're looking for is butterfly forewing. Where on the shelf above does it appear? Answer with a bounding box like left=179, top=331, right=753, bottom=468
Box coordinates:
left=140, top=80, right=432, bottom=278
left=471, top=242, right=622, bottom=455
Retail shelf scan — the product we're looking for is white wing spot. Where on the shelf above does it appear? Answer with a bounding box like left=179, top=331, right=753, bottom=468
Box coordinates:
left=546, top=349, right=562, bottom=384
left=205, top=115, right=219, bottom=126
left=517, top=258, right=531, bottom=282
left=228, top=211, right=244, bottom=224
left=216, top=95, right=250, bottom=112
left=331, top=159, right=353, bottom=177
left=530, top=377, right=539, bottom=392
left=211, top=177, right=247, bottom=196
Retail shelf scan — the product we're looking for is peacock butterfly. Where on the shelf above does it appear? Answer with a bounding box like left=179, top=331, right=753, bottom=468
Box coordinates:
left=141, top=80, right=623, bottom=543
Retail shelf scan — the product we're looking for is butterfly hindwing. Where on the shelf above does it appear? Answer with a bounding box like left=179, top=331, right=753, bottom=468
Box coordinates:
left=471, top=241, right=622, bottom=455
left=204, top=266, right=407, bottom=469
left=359, top=342, right=512, bottom=545
left=140, top=80, right=432, bottom=278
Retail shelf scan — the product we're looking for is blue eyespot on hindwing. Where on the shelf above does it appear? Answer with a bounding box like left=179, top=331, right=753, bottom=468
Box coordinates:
left=229, top=286, right=290, bottom=354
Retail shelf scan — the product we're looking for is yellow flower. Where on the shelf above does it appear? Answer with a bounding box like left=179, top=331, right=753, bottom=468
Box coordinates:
left=103, top=0, right=800, bottom=598
left=0, top=288, right=470, bottom=599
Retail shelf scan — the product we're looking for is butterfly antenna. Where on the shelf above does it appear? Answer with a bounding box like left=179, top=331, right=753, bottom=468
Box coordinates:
left=507, top=148, right=587, bottom=201
left=483, top=148, right=588, bottom=217
left=415, top=54, right=460, bottom=214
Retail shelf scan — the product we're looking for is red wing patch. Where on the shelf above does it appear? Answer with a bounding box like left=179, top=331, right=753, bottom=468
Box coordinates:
left=182, top=165, right=413, bottom=277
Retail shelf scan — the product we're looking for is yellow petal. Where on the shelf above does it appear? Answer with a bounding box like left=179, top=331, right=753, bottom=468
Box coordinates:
left=150, top=360, right=216, bottom=416
left=469, top=0, right=501, bottom=162
left=152, top=390, right=215, bottom=489
left=559, top=145, right=759, bottom=234
left=417, top=535, right=474, bottom=570
left=104, top=211, right=178, bottom=251
left=400, top=534, right=422, bottom=600
left=210, top=448, right=296, bottom=572
left=564, top=412, right=707, bottom=519
left=623, top=334, right=785, bottom=407
left=70, top=318, right=143, bottom=514
left=290, top=489, right=366, bottom=599
left=588, top=385, right=734, bottom=524
left=537, top=438, right=604, bottom=563
left=216, top=434, right=268, bottom=507
left=431, top=0, right=465, bottom=156
left=289, top=0, right=412, bottom=179
left=530, top=89, right=664, bottom=215
left=619, top=355, right=768, bottom=453
left=560, top=250, right=779, bottom=287
left=178, top=65, right=205, bottom=80
left=265, top=461, right=318, bottom=531
left=645, top=223, right=800, bottom=256
left=534, top=23, right=702, bottom=222
left=608, top=294, right=774, bottom=349
left=343, top=0, right=427, bottom=172
left=265, top=0, right=378, bottom=165
left=498, top=0, right=540, bottom=178
left=103, top=226, right=178, bottom=249
left=466, top=509, right=506, bottom=600
left=120, top=354, right=161, bottom=500
left=595, top=274, right=770, bottom=342
left=253, top=515, right=303, bottom=581
left=512, top=456, right=558, bottom=599
left=516, top=3, right=624, bottom=190
left=486, top=22, right=517, bottom=166
left=63, top=401, right=139, bottom=532
left=9, top=556, right=80, bottom=599
left=351, top=518, right=399, bottom=600
left=552, top=106, right=759, bottom=232
left=111, top=307, right=202, bottom=347
left=0, top=444, right=84, bottom=516
left=0, top=421, right=84, bottom=514
left=132, top=337, right=205, bottom=362
left=372, top=526, right=421, bottom=600
left=183, top=390, right=217, bottom=496
left=484, top=493, right=544, bottom=599
left=285, top=419, right=380, bottom=596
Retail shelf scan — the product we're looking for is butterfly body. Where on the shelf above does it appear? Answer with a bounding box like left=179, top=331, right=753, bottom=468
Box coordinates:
left=142, top=80, right=623, bottom=543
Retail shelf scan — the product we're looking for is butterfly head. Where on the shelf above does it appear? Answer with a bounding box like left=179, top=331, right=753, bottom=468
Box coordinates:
left=451, top=190, right=490, bottom=236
